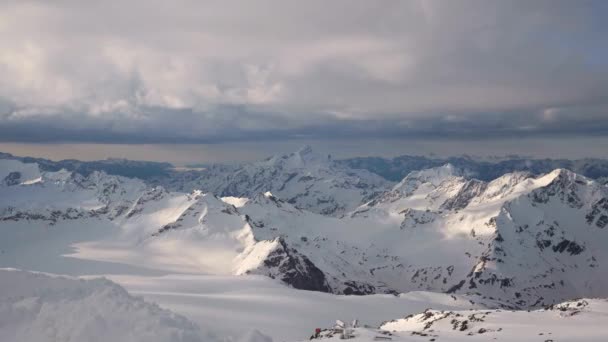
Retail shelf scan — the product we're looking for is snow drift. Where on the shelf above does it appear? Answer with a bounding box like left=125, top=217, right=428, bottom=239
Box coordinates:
left=0, top=268, right=216, bottom=342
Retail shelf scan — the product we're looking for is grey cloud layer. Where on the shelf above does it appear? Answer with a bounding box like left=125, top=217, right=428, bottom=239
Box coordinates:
left=1, top=0, right=607, bottom=142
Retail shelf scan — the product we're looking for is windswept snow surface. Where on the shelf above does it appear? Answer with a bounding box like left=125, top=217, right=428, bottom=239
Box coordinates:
left=103, top=273, right=478, bottom=342
left=0, top=269, right=215, bottom=342
left=3, top=268, right=606, bottom=342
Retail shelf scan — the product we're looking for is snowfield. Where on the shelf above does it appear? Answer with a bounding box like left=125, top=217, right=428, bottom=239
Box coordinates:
left=2, top=150, right=608, bottom=342
left=104, top=273, right=479, bottom=341
left=0, top=269, right=215, bottom=342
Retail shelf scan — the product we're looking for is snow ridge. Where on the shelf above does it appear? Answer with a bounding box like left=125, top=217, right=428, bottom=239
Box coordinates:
left=0, top=268, right=215, bottom=342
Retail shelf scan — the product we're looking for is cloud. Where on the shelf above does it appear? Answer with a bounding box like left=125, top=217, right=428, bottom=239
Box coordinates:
left=0, top=0, right=607, bottom=142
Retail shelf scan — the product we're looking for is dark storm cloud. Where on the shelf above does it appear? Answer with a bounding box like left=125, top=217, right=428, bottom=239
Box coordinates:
left=0, top=0, right=607, bottom=143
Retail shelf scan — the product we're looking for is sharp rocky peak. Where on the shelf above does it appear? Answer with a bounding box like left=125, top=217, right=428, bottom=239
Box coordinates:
left=544, top=168, right=590, bottom=184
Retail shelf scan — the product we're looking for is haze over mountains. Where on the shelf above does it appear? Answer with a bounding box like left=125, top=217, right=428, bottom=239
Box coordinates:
left=6, top=146, right=608, bottom=184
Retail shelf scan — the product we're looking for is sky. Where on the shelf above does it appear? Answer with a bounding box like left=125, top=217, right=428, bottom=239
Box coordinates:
left=1, top=1, right=607, bottom=163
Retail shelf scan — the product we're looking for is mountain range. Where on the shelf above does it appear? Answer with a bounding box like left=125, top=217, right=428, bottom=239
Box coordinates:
left=2, top=147, right=608, bottom=311
left=6, top=148, right=608, bottom=185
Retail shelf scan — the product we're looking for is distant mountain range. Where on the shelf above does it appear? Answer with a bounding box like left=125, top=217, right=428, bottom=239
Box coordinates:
left=5, top=149, right=608, bottom=185
left=0, top=152, right=172, bottom=179
left=338, top=154, right=608, bottom=182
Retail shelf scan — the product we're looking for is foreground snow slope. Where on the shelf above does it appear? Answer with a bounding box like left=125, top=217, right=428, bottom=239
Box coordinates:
left=302, top=298, right=608, bottom=342
left=106, top=273, right=478, bottom=342
left=379, top=298, right=608, bottom=342
left=0, top=269, right=215, bottom=342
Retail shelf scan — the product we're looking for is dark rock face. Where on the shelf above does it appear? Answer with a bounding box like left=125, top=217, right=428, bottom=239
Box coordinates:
left=1, top=207, right=92, bottom=224
left=552, top=239, right=585, bottom=255
left=341, top=281, right=376, bottom=295
left=126, top=187, right=167, bottom=218
left=586, top=198, right=608, bottom=228
left=531, top=171, right=584, bottom=209
left=3, top=171, right=21, bottom=186
left=597, top=215, right=608, bottom=229
left=442, top=180, right=488, bottom=211
left=399, top=209, right=437, bottom=229
left=260, top=238, right=331, bottom=293
left=446, top=280, right=466, bottom=293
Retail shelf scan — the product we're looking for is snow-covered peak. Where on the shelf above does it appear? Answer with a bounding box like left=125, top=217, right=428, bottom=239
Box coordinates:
left=362, top=164, right=467, bottom=212
left=163, top=146, right=390, bottom=216
left=464, top=167, right=601, bottom=210
left=286, top=145, right=325, bottom=165
left=391, top=164, right=462, bottom=195
left=466, top=171, right=534, bottom=206
left=244, top=191, right=302, bottom=216
left=541, top=167, right=594, bottom=187
left=394, top=164, right=461, bottom=190
left=262, top=145, right=328, bottom=170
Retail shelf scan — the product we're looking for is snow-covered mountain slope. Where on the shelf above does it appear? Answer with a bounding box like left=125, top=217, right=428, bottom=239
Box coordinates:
left=361, top=164, right=469, bottom=212
left=1, top=161, right=147, bottom=224
left=3, top=159, right=608, bottom=309
left=74, top=167, right=608, bottom=307
left=150, top=146, right=391, bottom=215
left=0, top=268, right=216, bottom=342
left=347, top=166, right=608, bottom=308
left=303, top=298, right=608, bottom=342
